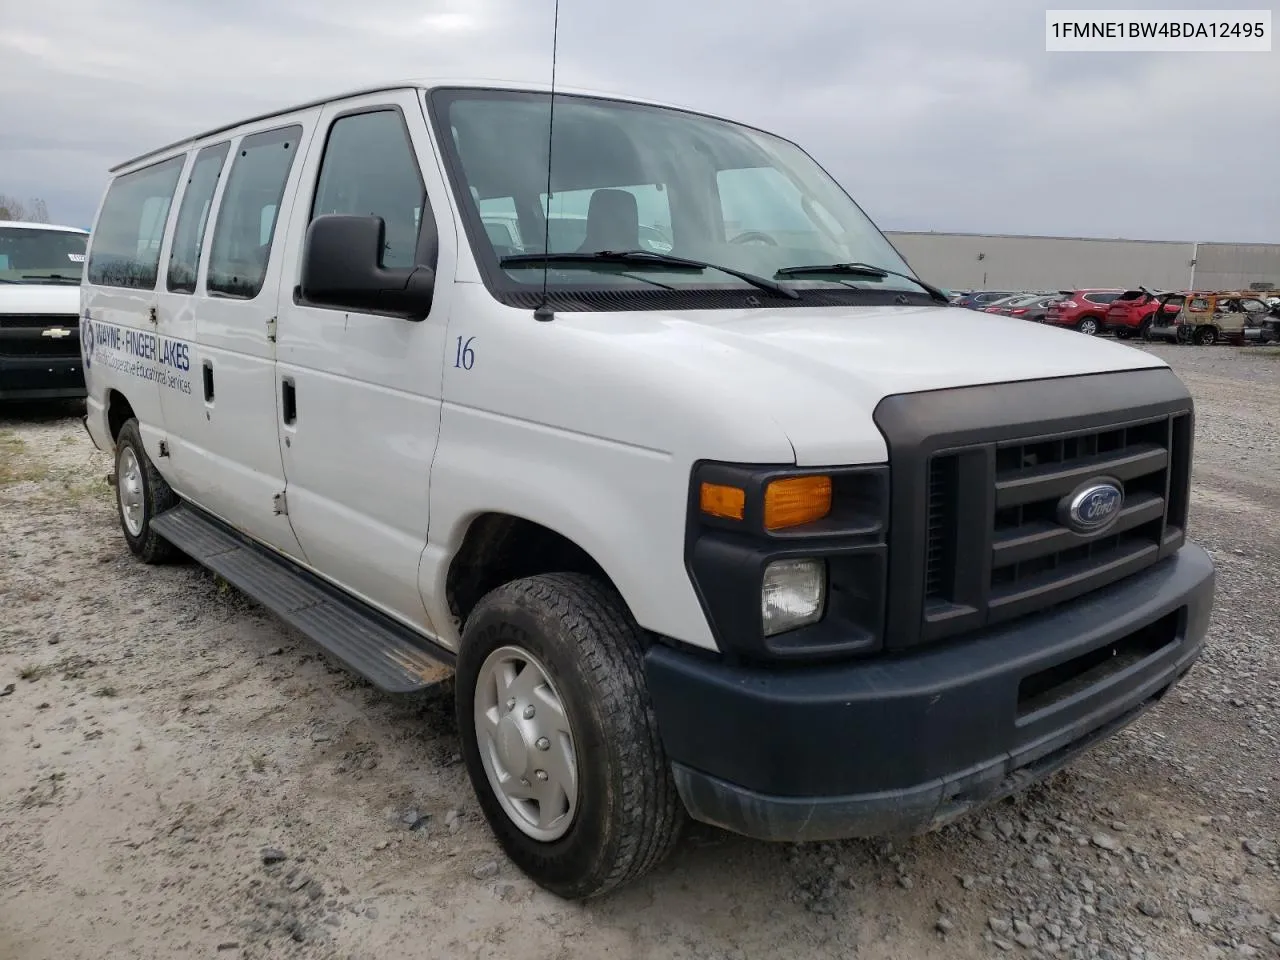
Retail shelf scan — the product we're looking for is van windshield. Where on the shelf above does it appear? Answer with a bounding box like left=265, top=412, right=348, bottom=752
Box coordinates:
left=430, top=88, right=924, bottom=302
left=0, top=227, right=87, bottom=284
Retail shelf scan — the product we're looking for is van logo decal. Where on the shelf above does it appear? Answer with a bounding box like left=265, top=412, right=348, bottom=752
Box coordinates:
left=81, top=317, right=94, bottom=369
left=79, top=318, right=193, bottom=395
left=1060, top=478, right=1124, bottom=535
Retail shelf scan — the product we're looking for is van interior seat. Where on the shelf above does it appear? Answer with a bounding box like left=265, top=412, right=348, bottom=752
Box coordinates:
left=576, top=189, right=639, bottom=253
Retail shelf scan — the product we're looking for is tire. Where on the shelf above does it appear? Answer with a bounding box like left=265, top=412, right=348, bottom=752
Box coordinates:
left=1139, top=319, right=1153, bottom=341
left=1077, top=316, right=1100, bottom=336
left=114, top=418, right=180, bottom=564
left=456, top=573, right=684, bottom=899
left=1194, top=326, right=1217, bottom=346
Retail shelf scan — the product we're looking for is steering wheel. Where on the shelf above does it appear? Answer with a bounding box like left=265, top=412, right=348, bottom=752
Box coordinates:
left=728, top=230, right=778, bottom=246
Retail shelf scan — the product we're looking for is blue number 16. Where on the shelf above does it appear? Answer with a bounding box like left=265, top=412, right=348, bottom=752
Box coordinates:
left=454, top=336, right=475, bottom=370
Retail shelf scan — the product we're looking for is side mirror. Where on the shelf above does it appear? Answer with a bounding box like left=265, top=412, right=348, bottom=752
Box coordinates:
left=299, top=214, right=434, bottom=320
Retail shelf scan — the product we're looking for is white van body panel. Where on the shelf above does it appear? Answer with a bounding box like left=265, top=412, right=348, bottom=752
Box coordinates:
left=571, top=303, right=1167, bottom=467
left=161, top=110, right=321, bottom=560
left=82, top=285, right=171, bottom=468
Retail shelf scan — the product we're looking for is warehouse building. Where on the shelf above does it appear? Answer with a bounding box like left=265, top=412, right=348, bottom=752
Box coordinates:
left=884, top=231, right=1280, bottom=293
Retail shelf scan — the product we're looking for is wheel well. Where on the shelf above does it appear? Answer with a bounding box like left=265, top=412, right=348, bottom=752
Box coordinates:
left=445, top=514, right=614, bottom=627
left=106, top=390, right=136, bottom=441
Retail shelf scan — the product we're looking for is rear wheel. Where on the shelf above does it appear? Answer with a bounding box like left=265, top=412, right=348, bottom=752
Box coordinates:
left=114, top=418, right=180, bottom=564
left=1077, top=316, right=1100, bottom=336
left=456, top=573, right=684, bottom=899
left=1194, top=326, right=1217, bottom=346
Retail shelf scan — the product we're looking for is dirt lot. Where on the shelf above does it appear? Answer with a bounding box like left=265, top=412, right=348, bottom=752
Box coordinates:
left=2, top=343, right=1278, bottom=960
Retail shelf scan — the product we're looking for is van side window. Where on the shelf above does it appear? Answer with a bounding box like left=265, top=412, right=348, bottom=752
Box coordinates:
left=86, top=154, right=185, bottom=289
left=311, top=109, right=427, bottom=270
left=166, top=142, right=231, bottom=294
left=207, top=125, right=304, bottom=299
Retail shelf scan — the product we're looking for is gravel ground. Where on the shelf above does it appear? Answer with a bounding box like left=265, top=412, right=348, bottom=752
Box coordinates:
left=1, top=343, right=1278, bottom=960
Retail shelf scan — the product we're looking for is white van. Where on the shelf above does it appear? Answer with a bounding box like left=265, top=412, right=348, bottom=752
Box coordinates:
left=80, top=79, right=1215, bottom=899
left=1, top=220, right=90, bottom=400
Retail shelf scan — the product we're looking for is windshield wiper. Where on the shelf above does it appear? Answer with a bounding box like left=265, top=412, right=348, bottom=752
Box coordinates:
left=20, top=274, right=81, bottom=284
left=775, top=262, right=948, bottom=303
left=499, top=250, right=799, bottom=300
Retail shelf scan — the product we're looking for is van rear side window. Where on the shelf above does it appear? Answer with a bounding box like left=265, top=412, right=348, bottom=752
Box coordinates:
left=206, top=124, right=303, bottom=300
left=167, top=142, right=231, bottom=294
left=87, top=155, right=185, bottom=289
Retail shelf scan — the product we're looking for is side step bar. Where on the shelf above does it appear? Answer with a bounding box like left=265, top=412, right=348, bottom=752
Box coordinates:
left=150, top=503, right=454, bottom=694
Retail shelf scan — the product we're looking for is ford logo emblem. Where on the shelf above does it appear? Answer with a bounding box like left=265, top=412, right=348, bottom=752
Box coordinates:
left=1060, top=479, right=1124, bottom=535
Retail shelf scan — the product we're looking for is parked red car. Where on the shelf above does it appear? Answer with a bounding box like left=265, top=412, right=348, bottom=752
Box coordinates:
left=1043, top=289, right=1125, bottom=335
left=1103, top=289, right=1181, bottom=340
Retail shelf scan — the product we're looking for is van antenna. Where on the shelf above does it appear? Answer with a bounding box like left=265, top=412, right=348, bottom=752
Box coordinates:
left=532, top=0, right=561, bottom=323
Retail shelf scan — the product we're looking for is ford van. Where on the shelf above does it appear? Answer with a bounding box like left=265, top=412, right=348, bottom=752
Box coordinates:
left=80, top=80, right=1215, bottom=899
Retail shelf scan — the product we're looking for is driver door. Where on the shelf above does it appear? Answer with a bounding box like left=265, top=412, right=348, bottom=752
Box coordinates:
left=270, top=90, right=457, bottom=631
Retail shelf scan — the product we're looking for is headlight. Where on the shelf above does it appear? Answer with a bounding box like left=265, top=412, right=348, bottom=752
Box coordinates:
left=761, top=558, right=826, bottom=636
left=686, top=461, right=887, bottom=661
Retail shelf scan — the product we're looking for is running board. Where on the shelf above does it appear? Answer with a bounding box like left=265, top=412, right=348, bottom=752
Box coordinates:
left=150, top=503, right=454, bottom=694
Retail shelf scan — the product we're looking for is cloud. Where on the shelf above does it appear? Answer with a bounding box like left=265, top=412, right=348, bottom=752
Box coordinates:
left=1, top=0, right=1275, bottom=239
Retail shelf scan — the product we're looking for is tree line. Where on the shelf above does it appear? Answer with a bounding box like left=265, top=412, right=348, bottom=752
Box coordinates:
left=0, top=195, right=51, bottom=223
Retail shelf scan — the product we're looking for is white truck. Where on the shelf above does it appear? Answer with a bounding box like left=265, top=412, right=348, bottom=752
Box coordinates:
left=79, top=80, right=1215, bottom=899
left=1, top=220, right=90, bottom=400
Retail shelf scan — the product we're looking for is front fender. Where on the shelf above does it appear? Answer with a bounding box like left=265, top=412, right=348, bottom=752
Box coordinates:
left=420, top=409, right=718, bottom=653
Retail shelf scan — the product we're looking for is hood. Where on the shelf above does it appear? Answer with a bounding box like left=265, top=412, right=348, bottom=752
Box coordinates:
left=642, top=303, right=1168, bottom=465
left=0, top=283, right=82, bottom=316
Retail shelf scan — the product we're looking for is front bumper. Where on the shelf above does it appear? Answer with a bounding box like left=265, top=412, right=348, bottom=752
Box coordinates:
left=645, top=543, right=1214, bottom=842
left=0, top=356, right=86, bottom=401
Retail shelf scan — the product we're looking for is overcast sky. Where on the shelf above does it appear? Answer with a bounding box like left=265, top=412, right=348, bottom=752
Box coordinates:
left=2, top=0, right=1276, bottom=241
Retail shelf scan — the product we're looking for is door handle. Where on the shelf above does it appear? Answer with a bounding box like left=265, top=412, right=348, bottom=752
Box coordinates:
left=202, top=360, right=215, bottom=403
left=281, top=377, right=296, bottom=425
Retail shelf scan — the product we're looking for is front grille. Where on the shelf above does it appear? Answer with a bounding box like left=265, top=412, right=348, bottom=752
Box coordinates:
left=0, top=314, right=81, bottom=359
left=922, top=412, right=1192, bottom=640
left=925, top=456, right=958, bottom=599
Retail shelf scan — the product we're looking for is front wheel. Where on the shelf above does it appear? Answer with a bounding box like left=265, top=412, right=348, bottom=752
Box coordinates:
left=456, top=573, right=684, bottom=899
left=114, top=418, right=180, bottom=564
left=1077, top=316, right=1100, bottom=336
left=1194, top=326, right=1217, bottom=346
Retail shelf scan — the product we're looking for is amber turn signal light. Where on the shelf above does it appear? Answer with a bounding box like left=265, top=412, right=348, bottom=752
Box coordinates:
left=764, top=475, right=832, bottom=530
left=700, top=482, right=746, bottom=521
